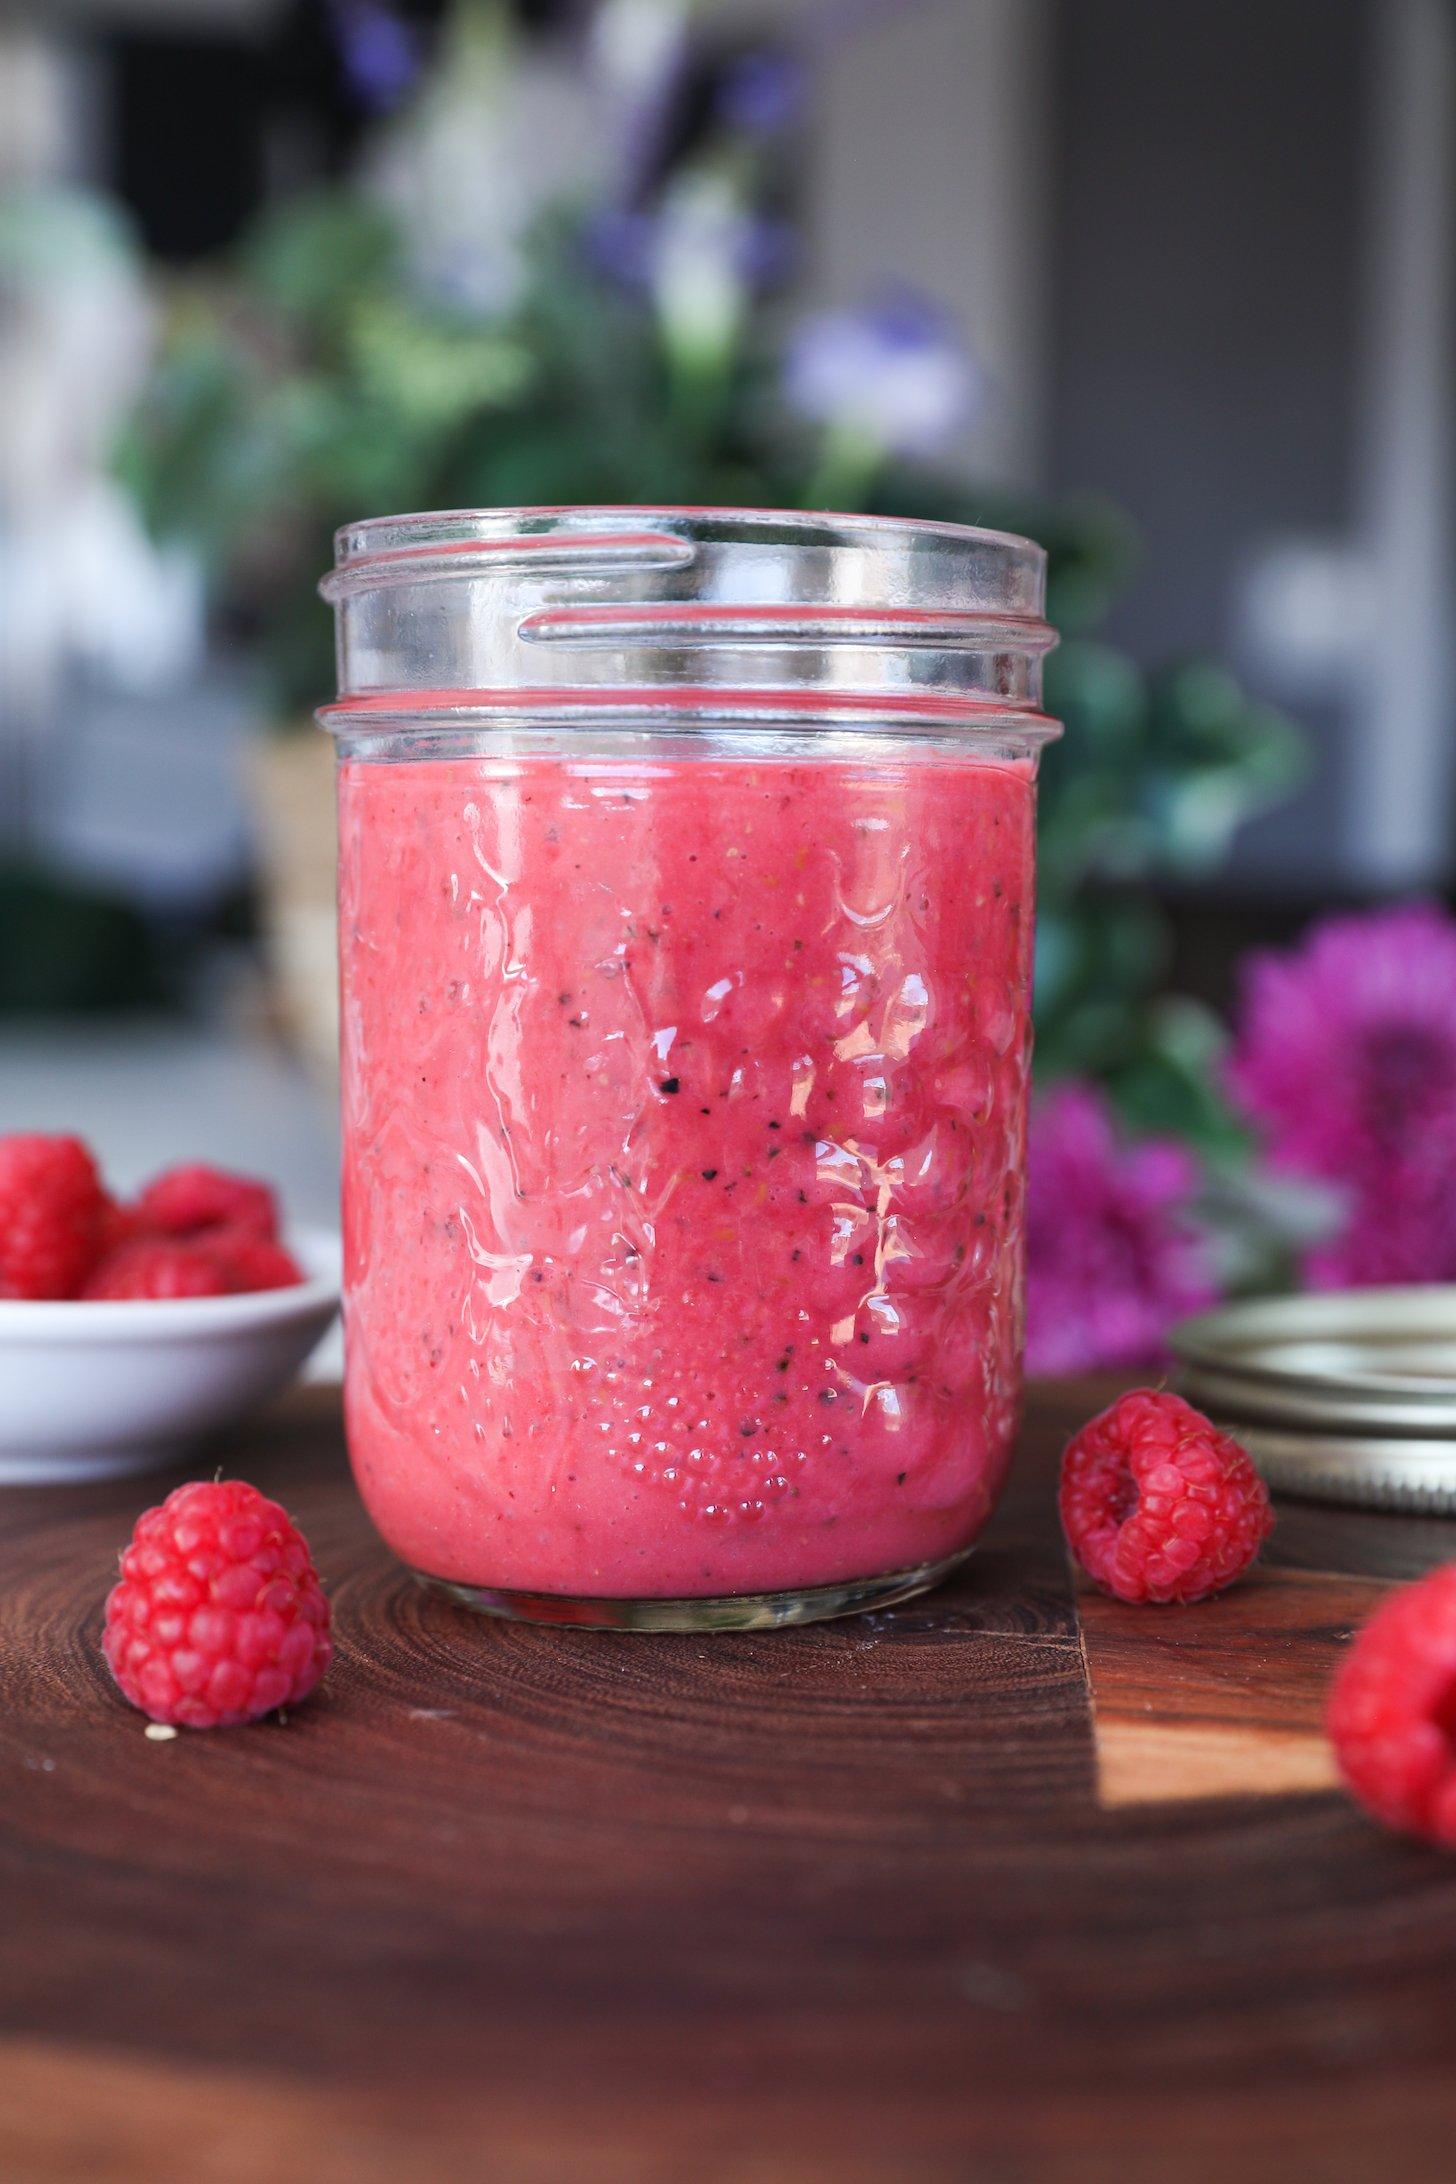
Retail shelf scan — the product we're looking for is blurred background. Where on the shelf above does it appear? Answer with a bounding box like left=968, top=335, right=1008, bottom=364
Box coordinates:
left=1, top=0, right=1453, bottom=1356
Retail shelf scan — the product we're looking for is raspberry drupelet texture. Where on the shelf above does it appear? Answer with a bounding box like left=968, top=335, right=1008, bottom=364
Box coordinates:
left=1059, top=1388, right=1273, bottom=1605
left=83, top=1240, right=233, bottom=1301
left=0, top=1134, right=107, bottom=1299
left=104, top=1480, right=332, bottom=1728
left=1328, top=1566, right=1456, bottom=1849
left=136, top=1164, right=278, bottom=1243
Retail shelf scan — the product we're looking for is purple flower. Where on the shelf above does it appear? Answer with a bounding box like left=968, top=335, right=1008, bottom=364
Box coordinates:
left=1229, top=903, right=1456, bottom=1287
left=716, top=49, right=807, bottom=136
left=327, top=0, right=422, bottom=114
left=1302, top=1149, right=1456, bottom=1289
left=1025, top=1086, right=1217, bottom=1376
left=584, top=202, right=793, bottom=297
left=782, top=288, right=979, bottom=457
left=581, top=208, right=656, bottom=289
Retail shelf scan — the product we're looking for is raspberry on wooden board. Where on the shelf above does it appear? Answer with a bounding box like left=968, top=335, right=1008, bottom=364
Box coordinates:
left=103, top=1480, right=332, bottom=1729
left=1328, top=1566, right=1456, bottom=1851
left=1059, top=1389, right=1273, bottom=1606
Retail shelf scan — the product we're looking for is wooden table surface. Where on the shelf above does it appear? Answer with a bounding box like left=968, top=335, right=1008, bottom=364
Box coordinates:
left=5, top=1381, right=1456, bottom=2184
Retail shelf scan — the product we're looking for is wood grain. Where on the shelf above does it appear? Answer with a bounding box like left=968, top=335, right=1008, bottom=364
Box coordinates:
left=1081, top=1569, right=1391, bottom=1805
left=3, top=1380, right=1456, bottom=2183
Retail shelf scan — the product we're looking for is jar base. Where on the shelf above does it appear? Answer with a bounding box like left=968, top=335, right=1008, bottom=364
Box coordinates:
left=414, top=1547, right=972, bottom=1632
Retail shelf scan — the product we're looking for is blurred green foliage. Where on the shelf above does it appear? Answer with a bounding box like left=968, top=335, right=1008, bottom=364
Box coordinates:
left=0, top=869, right=173, bottom=1017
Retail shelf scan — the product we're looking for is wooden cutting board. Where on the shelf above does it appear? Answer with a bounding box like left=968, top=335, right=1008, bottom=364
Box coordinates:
left=2, top=1378, right=1455, bottom=2184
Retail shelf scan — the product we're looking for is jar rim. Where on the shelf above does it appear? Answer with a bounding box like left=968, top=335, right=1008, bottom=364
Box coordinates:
left=319, top=504, right=1059, bottom=744
left=324, top=502, right=1047, bottom=586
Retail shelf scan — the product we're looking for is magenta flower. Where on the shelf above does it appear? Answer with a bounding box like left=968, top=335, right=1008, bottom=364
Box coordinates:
left=1025, top=1085, right=1217, bottom=1376
left=1229, top=904, right=1456, bottom=1287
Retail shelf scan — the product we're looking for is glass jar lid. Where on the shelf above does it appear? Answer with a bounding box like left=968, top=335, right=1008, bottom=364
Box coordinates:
left=1172, top=1287, right=1456, bottom=1511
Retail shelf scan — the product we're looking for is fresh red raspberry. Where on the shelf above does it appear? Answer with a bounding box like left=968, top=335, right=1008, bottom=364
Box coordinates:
left=97, top=1195, right=145, bottom=1256
left=1060, top=1388, right=1274, bottom=1605
left=136, top=1164, right=278, bottom=1243
left=82, top=1241, right=232, bottom=1301
left=1328, top=1566, right=1456, bottom=1849
left=103, top=1480, right=332, bottom=1729
left=0, top=1133, right=107, bottom=1299
left=198, top=1227, right=304, bottom=1294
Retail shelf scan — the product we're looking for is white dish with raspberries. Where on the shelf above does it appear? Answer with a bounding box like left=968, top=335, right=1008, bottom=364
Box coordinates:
left=0, top=1228, right=340, bottom=1484
left=0, top=1139, right=340, bottom=1484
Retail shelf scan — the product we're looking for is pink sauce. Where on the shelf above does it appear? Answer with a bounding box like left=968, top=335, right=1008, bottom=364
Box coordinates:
left=338, top=751, right=1035, bottom=1598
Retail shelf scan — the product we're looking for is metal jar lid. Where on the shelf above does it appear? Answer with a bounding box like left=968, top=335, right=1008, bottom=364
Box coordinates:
left=1170, top=1286, right=1456, bottom=1513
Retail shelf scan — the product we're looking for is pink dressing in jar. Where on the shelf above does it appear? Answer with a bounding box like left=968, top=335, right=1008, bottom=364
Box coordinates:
left=321, top=507, right=1058, bottom=1625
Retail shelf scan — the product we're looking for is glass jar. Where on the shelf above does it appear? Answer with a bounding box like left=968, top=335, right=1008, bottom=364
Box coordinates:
left=319, top=508, right=1059, bottom=1628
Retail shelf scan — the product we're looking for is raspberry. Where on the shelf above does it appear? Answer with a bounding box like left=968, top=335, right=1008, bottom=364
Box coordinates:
left=1328, top=1566, right=1456, bottom=1849
left=103, top=1480, right=332, bottom=1729
left=136, top=1164, right=277, bottom=1243
left=82, top=1241, right=232, bottom=1301
left=0, top=1133, right=107, bottom=1299
left=98, top=1196, right=144, bottom=1256
left=1059, top=1388, right=1273, bottom=1605
left=198, top=1228, right=304, bottom=1294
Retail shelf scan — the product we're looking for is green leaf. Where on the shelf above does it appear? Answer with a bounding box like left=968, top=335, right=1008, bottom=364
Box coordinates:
left=242, top=190, right=400, bottom=328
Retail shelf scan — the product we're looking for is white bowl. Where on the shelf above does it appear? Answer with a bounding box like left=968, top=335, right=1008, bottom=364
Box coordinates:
left=0, top=1228, right=341, bottom=1485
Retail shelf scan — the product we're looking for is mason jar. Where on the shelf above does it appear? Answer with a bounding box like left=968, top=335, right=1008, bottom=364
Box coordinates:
left=319, top=507, right=1059, bottom=1628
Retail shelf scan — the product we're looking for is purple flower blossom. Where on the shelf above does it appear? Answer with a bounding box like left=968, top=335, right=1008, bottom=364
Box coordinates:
left=716, top=49, right=807, bottom=137
left=783, top=288, right=980, bottom=457
left=327, top=0, right=422, bottom=114
left=1025, top=1086, right=1217, bottom=1376
left=1301, top=1150, right=1456, bottom=1289
left=1229, top=903, right=1456, bottom=1287
left=584, top=204, right=793, bottom=297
